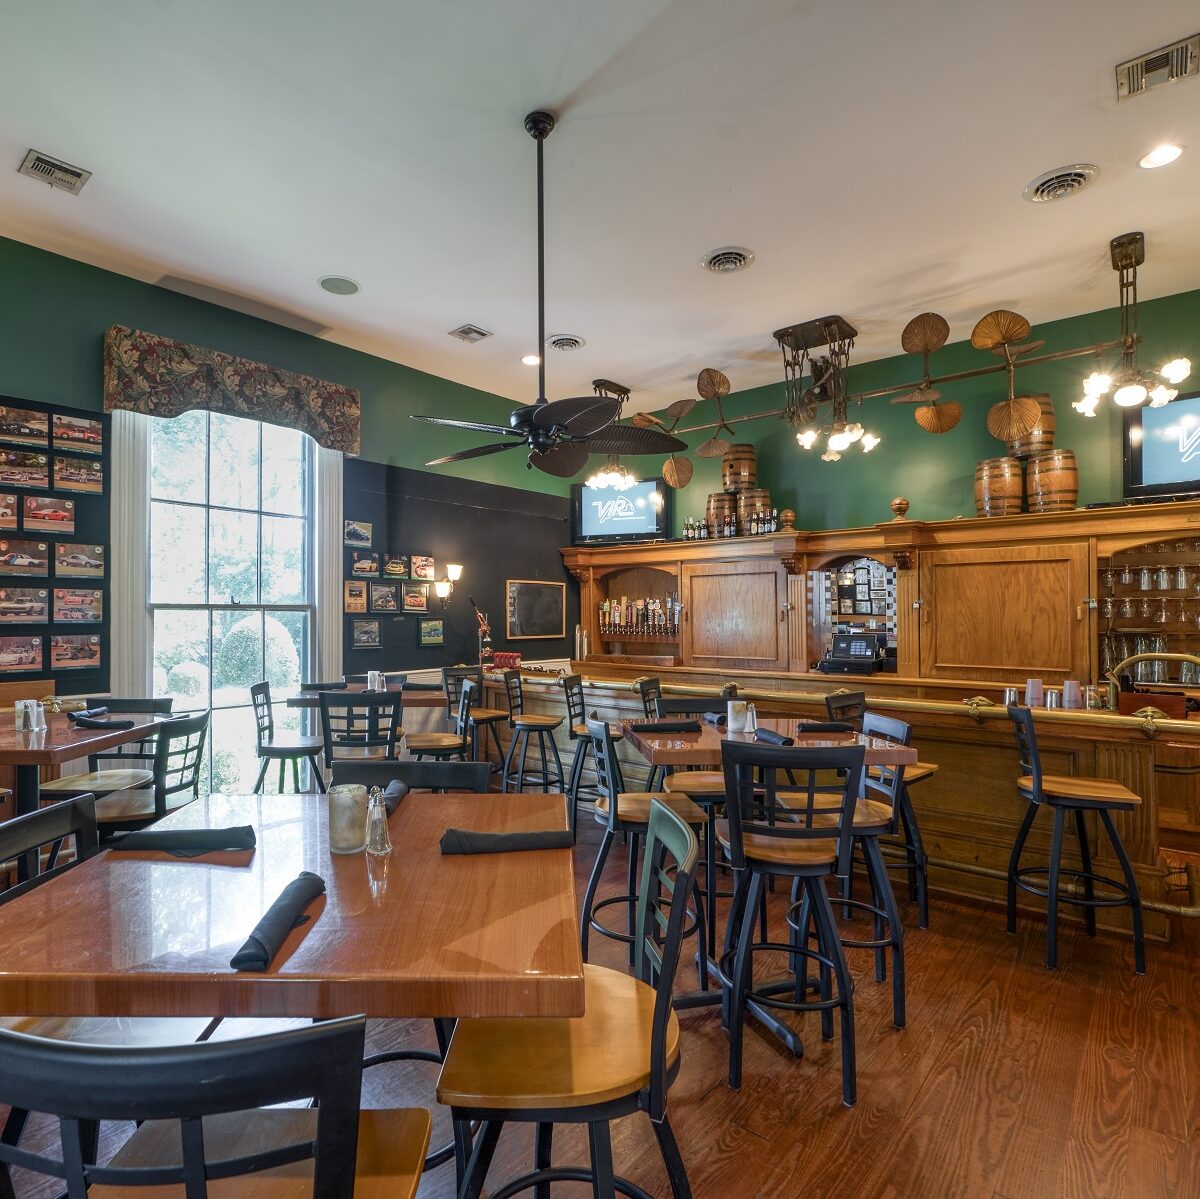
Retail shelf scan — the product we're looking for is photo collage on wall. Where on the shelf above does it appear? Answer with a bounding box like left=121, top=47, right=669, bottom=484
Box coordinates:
left=343, top=519, right=434, bottom=650
left=0, top=401, right=107, bottom=680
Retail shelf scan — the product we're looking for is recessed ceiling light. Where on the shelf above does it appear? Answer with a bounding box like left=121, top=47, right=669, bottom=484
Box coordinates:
left=1139, top=144, right=1183, bottom=169
left=319, top=275, right=360, bottom=295
left=521, top=354, right=541, bottom=365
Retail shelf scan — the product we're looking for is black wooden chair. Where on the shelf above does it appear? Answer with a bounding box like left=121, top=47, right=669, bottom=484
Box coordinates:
left=824, top=691, right=866, bottom=728
left=1007, top=705, right=1145, bottom=974
left=443, top=666, right=507, bottom=768
left=0, top=1016, right=430, bottom=1199
left=406, top=678, right=473, bottom=760
left=318, top=692, right=402, bottom=770
left=500, top=670, right=565, bottom=793
left=438, top=799, right=698, bottom=1199
left=250, top=682, right=326, bottom=794
left=636, top=676, right=665, bottom=789
left=331, top=758, right=491, bottom=794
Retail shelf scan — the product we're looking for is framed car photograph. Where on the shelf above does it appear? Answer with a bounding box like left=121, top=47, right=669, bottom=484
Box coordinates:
left=54, top=544, right=105, bottom=579
left=50, top=634, right=101, bottom=669
left=23, top=496, right=75, bottom=535
left=0, top=451, right=49, bottom=489
left=53, top=588, right=102, bottom=623
left=52, top=456, right=104, bottom=494
left=0, top=636, right=42, bottom=673
left=344, top=519, right=372, bottom=547
left=410, top=554, right=435, bottom=582
left=351, top=551, right=379, bottom=577
left=419, top=617, right=444, bottom=647
left=0, top=495, right=15, bottom=532
left=352, top=619, right=380, bottom=649
left=401, top=582, right=429, bottom=613
left=383, top=554, right=409, bottom=579
left=371, top=582, right=398, bottom=612
left=0, top=588, right=49, bottom=624
left=51, top=415, right=103, bottom=456
left=0, top=405, right=48, bottom=449
left=344, top=579, right=367, bottom=613
left=0, top=540, right=49, bottom=577
left=505, top=579, right=566, bottom=640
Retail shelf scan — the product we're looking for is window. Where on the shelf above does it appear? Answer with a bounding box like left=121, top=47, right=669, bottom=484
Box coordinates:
left=150, top=412, right=314, bottom=792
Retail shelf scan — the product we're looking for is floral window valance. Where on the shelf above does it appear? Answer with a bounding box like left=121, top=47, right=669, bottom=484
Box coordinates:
left=103, top=325, right=360, bottom=455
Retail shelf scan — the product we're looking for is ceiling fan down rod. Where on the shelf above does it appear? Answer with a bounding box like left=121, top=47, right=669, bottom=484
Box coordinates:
left=525, top=110, right=556, bottom=406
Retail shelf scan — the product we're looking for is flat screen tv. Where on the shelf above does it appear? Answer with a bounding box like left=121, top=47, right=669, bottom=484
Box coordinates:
left=1124, top=390, right=1200, bottom=500
left=571, top=478, right=670, bottom=545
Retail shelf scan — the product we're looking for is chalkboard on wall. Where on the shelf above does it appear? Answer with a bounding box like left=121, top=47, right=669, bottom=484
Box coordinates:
left=505, top=579, right=565, bottom=640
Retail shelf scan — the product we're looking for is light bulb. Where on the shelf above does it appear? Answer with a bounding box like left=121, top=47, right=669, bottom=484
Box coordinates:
left=796, top=429, right=818, bottom=450
left=1161, top=358, right=1191, bottom=385
left=827, top=430, right=853, bottom=452
left=820, top=448, right=841, bottom=463
left=446, top=564, right=463, bottom=582
left=1083, top=372, right=1112, bottom=397
left=861, top=432, right=881, bottom=452
left=844, top=423, right=864, bottom=443
left=1072, top=394, right=1100, bottom=417
left=1113, top=381, right=1149, bottom=407
left=1147, top=385, right=1176, bottom=408
left=1139, top=144, right=1183, bottom=169
left=434, top=579, right=451, bottom=599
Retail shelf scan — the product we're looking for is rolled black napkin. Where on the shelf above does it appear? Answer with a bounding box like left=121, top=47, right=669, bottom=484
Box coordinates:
left=755, top=728, right=794, bottom=746
left=381, top=779, right=409, bottom=814
left=795, top=721, right=856, bottom=734
left=702, top=711, right=727, bottom=727
left=401, top=681, right=442, bottom=691
left=440, top=828, right=574, bottom=855
left=229, top=872, right=326, bottom=972
left=71, top=716, right=135, bottom=730
left=628, top=719, right=702, bottom=734
left=109, top=826, right=257, bottom=858
left=67, top=706, right=108, bottom=721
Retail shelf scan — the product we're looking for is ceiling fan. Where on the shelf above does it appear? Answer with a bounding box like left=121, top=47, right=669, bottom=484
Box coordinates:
left=411, top=111, right=685, bottom=478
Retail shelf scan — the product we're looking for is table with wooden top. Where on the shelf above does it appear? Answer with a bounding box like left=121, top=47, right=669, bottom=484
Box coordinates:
left=285, top=684, right=447, bottom=710
left=0, top=790, right=583, bottom=1020
left=0, top=711, right=167, bottom=817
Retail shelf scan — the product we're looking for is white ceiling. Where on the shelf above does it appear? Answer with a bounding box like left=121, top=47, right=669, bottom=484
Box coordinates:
left=1, top=0, right=1198, bottom=412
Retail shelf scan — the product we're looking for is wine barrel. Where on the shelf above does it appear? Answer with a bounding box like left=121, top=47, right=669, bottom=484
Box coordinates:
left=705, top=491, right=736, bottom=536
left=1026, top=448, right=1078, bottom=513
left=974, top=457, right=1023, bottom=517
left=1006, top=394, right=1055, bottom=459
left=722, top=444, right=758, bottom=493
left=736, top=487, right=771, bottom=533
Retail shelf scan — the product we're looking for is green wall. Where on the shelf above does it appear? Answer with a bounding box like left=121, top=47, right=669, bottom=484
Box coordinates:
left=0, top=236, right=569, bottom=495
left=669, top=289, right=1200, bottom=533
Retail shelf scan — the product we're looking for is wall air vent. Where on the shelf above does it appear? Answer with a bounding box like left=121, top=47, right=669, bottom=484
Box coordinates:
left=17, top=150, right=92, bottom=195
left=1021, top=164, right=1098, bottom=203
left=547, top=334, right=585, bottom=351
left=448, top=324, right=492, bottom=343
left=1116, top=34, right=1199, bottom=99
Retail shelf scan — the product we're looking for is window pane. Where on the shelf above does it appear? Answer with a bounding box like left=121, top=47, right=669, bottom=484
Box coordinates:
left=267, top=610, right=308, bottom=693
left=208, top=413, right=260, bottom=511
left=208, top=509, right=258, bottom=604
left=206, top=706, right=262, bottom=794
left=151, top=411, right=207, bottom=503
left=152, top=608, right=211, bottom=710
left=151, top=502, right=206, bottom=603
left=262, top=424, right=306, bottom=516
left=261, top=516, right=306, bottom=604
left=212, top=610, right=263, bottom=708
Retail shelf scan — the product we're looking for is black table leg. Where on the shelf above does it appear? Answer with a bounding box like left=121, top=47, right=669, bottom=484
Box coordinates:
left=15, top=764, right=40, bottom=816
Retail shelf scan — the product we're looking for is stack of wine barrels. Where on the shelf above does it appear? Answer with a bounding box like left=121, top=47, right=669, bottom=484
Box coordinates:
left=709, top=443, right=773, bottom=534
left=705, top=492, right=736, bottom=537
left=975, top=396, right=1078, bottom=516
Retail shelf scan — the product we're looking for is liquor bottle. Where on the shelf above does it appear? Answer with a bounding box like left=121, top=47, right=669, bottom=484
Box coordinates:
left=727, top=514, right=735, bottom=537
left=770, top=507, right=779, bottom=532
left=751, top=511, right=759, bottom=535
left=685, top=517, right=693, bottom=540
left=700, top=521, right=708, bottom=539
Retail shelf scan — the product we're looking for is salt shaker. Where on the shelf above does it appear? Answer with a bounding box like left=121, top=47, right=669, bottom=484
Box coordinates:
left=365, top=787, right=392, bottom=857
left=745, top=703, right=758, bottom=732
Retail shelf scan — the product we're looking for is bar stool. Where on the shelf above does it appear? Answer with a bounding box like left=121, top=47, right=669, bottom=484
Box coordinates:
left=561, top=674, right=623, bottom=835
left=636, top=676, right=664, bottom=789
left=1006, top=705, right=1145, bottom=974
left=500, top=669, right=565, bottom=793
left=442, top=665, right=506, bottom=770
left=249, top=682, right=326, bottom=794
left=406, top=678, right=473, bottom=760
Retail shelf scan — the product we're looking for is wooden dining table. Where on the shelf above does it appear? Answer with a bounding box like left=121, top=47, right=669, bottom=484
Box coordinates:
left=0, top=790, right=584, bottom=1020
left=286, top=684, right=447, bottom=710
left=0, top=711, right=166, bottom=817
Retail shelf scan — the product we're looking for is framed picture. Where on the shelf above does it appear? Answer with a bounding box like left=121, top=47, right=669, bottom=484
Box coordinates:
left=853, top=600, right=872, bottom=615
left=51, top=415, right=102, bottom=455
left=838, top=599, right=855, bottom=615
left=352, top=619, right=380, bottom=649
left=371, top=582, right=398, bottom=612
left=505, top=579, right=566, bottom=640
left=344, top=579, right=367, bottom=613
left=0, top=636, right=42, bottom=673
left=344, top=520, right=372, bottom=547
left=0, top=406, right=48, bottom=449
left=0, top=587, right=49, bottom=624
left=0, top=540, right=49, bottom=577
left=351, top=551, right=379, bottom=577
left=50, top=633, right=101, bottom=669
left=401, top=582, right=428, bottom=613
left=23, top=496, right=75, bottom=535
left=0, top=495, right=16, bottom=531
left=383, top=554, right=409, bottom=579
left=410, top=555, right=435, bottom=582
left=55, top=544, right=104, bottom=578
left=419, top=617, right=444, bottom=647
left=871, top=600, right=888, bottom=616
left=854, top=584, right=870, bottom=600
left=54, top=588, right=102, bottom=623
left=869, top=587, right=887, bottom=601
left=53, top=456, right=104, bottom=494
left=0, top=451, right=49, bottom=489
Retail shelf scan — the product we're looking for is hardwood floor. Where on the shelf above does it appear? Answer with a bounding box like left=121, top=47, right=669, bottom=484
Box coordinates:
left=5, top=812, right=1198, bottom=1198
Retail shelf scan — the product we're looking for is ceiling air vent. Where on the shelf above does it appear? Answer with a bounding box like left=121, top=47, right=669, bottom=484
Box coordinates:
left=1116, top=34, right=1199, bottom=100
left=448, top=324, right=492, bottom=343
left=547, top=334, right=585, bottom=351
left=1021, top=164, right=1098, bottom=203
left=701, top=246, right=755, bottom=274
left=17, top=150, right=92, bottom=195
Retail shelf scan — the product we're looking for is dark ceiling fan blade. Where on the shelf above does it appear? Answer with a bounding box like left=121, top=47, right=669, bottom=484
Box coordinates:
left=585, top=425, right=687, bottom=455
left=529, top=442, right=589, bottom=478
left=410, top=414, right=519, bottom=437
left=532, top=396, right=620, bottom=436
left=425, top=442, right=522, bottom=467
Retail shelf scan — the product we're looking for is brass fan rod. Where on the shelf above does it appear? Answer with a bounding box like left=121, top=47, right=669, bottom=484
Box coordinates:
left=674, top=336, right=1128, bottom=434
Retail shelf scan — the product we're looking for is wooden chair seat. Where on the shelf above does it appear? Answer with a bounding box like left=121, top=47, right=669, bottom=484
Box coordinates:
left=662, top=770, right=725, bottom=795
left=40, top=768, right=153, bottom=796
left=258, top=734, right=324, bottom=759
left=869, top=761, right=938, bottom=785
left=331, top=745, right=395, bottom=761
left=94, top=790, right=196, bottom=825
left=1017, top=774, right=1141, bottom=807
left=469, top=707, right=509, bottom=724
left=91, top=1108, right=430, bottom=1199
left=0, top=1015, right=214, bottom=1047
left=571, top=721, right=623, bottom=740
left=716, top=819, right=837, bottom=868
left=809, top=797, right=895, bottom=830
left=404, top=732, right=466, bottom=752
left=511, top=714, right=562, bottom=730
left=595, top=791, right=707, bottom=827
left=437, top=963, right=679, bottom=1111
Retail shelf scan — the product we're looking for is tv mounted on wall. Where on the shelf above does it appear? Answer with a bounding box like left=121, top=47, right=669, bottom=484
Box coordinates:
left=1124, top=390, right=1200, bottom=501
left=571, top=478, right=670, bottom=545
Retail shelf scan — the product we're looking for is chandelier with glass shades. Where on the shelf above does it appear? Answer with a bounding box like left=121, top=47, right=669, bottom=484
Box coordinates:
left=1073, top=232, right=1190, bottom=417
left=586, top=455, right=638, bottom=490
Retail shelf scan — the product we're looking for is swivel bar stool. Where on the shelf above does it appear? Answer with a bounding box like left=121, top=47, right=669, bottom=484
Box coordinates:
left=561, top=673, right=623, bottom=836
left=500, top=669, right=565, bottom=793
left=442, top=665, right=507, bottom=770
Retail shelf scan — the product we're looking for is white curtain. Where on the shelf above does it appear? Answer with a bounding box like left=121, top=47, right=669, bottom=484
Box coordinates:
left=110, top=409, right=153, bottom=697
left=314, top=445, right=343, bottom=683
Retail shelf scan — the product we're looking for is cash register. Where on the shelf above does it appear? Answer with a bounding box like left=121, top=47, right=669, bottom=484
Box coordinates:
left=817, top=629, right=892, bottom=675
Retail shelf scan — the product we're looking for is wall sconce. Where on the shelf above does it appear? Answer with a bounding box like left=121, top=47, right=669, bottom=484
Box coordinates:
left=435, top=563, right=463, bottom=609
